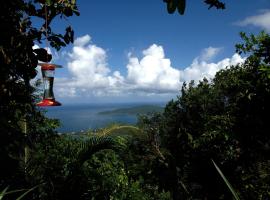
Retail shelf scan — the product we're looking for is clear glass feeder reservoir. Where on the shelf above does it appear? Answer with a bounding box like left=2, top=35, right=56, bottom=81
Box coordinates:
left=37, top=63, right=62, bottom=106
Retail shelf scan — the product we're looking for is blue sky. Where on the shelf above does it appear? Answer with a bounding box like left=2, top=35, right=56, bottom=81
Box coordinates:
left=40, top=0, right=270, bottom=104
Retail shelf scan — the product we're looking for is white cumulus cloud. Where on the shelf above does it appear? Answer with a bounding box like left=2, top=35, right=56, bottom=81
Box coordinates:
left=199, top=46, right=222, bottom=61
left=181, top=53, right=244, bottom=83
left=56, top=34, right=124, bottom=97
left=55, top=35, right=245, bottom=99
left=74, top=34, right=92, bottom=46
left=126, top=44, right=181, bottom=93
left=235, top=10, right=270, bottom=32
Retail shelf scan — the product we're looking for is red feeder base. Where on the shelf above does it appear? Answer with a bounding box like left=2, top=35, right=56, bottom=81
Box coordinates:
left=37, top=99, right=61, bottom=106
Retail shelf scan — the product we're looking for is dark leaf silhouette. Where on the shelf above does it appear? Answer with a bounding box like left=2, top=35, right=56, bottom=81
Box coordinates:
left=33, top=48, right=52, bottom=62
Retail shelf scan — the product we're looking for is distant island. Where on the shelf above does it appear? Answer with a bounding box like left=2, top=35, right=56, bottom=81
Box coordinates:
left=98, top=105, right=164, bottom=115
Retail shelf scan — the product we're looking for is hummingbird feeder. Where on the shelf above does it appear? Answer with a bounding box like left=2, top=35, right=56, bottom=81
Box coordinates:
left=37, top=63, right=62, bottom=106
left=36, top=4, right=64, bottom=107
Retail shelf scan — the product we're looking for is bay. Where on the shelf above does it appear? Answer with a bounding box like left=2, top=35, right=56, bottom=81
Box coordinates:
left=44, top=102, right=164, bottom=133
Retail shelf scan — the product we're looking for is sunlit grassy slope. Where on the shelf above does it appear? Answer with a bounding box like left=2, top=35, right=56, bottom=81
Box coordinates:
left=84, top=124, right=145, bottom=139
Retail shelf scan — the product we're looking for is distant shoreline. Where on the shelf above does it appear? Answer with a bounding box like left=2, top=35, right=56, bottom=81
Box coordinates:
left=98, top=105, right=164, bottom=115
left=45, top=103, right=165, bottom=133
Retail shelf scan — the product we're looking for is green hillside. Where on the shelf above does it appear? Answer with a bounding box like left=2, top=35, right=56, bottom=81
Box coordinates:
left=98, top=105, right=164, bottom=115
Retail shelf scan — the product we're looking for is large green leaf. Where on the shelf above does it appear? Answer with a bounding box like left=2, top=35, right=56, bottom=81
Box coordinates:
left=0, top=185, right=39, bottom=200
left=177, top=0, right=186, bottom=15
left=212, top=160, right=241, bottom=200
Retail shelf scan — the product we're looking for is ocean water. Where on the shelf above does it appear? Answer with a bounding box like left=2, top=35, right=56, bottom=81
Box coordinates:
left=44, top=103, right=162, bottom=133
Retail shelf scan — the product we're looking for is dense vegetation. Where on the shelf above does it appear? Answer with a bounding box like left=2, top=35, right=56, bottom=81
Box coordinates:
left=1, top=0, right=269, bottom=199
left=135, top=31, right=270, bottom=200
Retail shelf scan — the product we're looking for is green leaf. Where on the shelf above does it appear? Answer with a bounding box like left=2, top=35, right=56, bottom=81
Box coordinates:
left=0, top=187, right=9, bottom=200
left=16, top=185, right=39, bottom=200
left=33, top=48, right=52, bottom=62
left=212, top=160, right=241, bottom=200
left=0, top=185, right=39, bottom=200
left=45, top=0, right=52, bottom=6
left=177, top=0, right=186, bottom=15
left=167, top=0, right=177, bottom=14
left=73, top=9, right=80, bottom=16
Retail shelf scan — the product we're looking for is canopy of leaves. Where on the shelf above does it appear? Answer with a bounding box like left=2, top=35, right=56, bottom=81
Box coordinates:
left=163, top=0, right=225, bottom=15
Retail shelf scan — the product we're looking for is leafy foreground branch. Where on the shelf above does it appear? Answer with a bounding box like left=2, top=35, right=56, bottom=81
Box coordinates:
left=0, top=0, right=79, bottom=195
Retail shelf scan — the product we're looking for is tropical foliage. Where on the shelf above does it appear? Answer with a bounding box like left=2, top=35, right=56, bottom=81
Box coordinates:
left=163, top=0, right=225, bottom=15
left=135, top=31, right=270, bottom=199
left=1, top=0, right=269, bottom=199
left=0, top=0, right=79, bottom=190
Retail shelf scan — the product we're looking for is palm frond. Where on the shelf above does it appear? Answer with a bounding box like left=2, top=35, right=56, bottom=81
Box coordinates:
left=94, top=124, right=144, bottom=139
left=0, top=185, right=39, bottom=200
left=76, top=136, right=116, bottom=167
left=0, top=187, right=9, bottom=200
left=16, top=185, right=40, bottom=200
